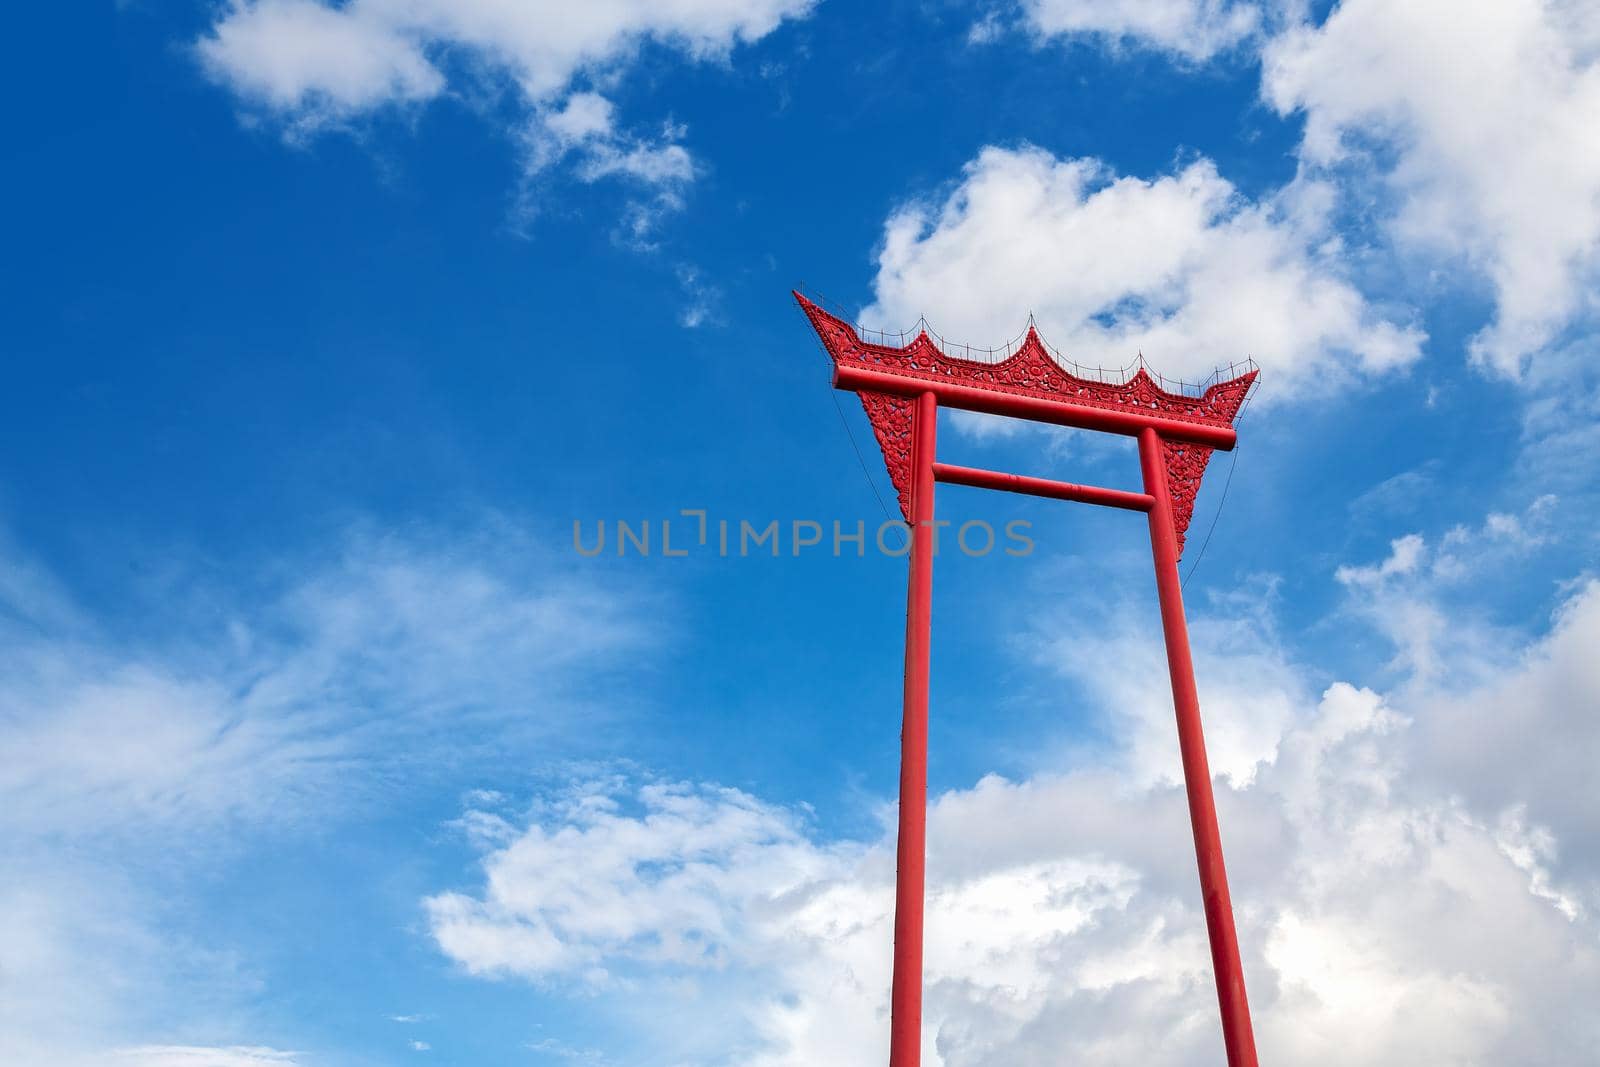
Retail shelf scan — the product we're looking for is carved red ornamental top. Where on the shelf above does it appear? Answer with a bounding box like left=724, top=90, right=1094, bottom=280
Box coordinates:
left=795, top=292, right=1256, bottom=556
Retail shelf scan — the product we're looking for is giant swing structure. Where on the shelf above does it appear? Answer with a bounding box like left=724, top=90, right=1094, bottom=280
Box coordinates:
left=795, top=292, right=1261, bottom=1067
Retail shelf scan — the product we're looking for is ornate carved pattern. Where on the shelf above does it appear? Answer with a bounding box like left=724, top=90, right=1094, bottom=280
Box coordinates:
left=858, top=390, right=915, bottom=521
left=797, top=294, right=1254, bottom=433
left=1161, top=439, right=1213, bottom=558
left=796, top=293, right=1254, bottom=550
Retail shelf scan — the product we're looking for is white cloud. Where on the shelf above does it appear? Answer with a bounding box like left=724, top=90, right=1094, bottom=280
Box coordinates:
left=1434, top=495, right=1559, bottom=578
left=675, top=263, right=722, bottom=328
left=526, top=1036, right=606, bottom=1061
left=1033, top=586, right=1308, bottom=788
left=542, top=92, right=620, bottom=147
left=1006, top=2, right=1600, bottom=381
left=1334, top=532, right=1426, bottom=589
left=1410, top=580, right=1600, bottom=890
left=114, top=1049, right=302, bottom=1067
left=522, top=92, right=697, bottom=224
left=197, top=0, right=813, bottom=210
left=0, top=521, right=652, bottom=1064
left=0, top=867, right=158, bottom=1067
left=1263, top=0, right=1600, bottom=376
left=1019, top=0, right=1263, bottom=61
left=196, top=0, right=442, bottom=120
left=967, top=11, right=1007, bottom=45
left=1331, top=496, right=1561, bottom=681
left=861, top=146, right=1422, bottom=398
left=426, top=779, right=835, bottom=983
left=0, top=523, right=646, bottom=837
left=200, top=0, right=813, bottom=114
left=426, top=575, right=1600, bottom=1066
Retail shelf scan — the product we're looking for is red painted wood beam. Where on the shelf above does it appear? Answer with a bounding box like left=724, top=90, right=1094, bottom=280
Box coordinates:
left=1137, top=426, right=1259, bottom=1067
left=889, top=390, right=938, bottom=1067
left=933, top=462, right=1153, bottom=512
left=832, top=363, right=1239, bottom=450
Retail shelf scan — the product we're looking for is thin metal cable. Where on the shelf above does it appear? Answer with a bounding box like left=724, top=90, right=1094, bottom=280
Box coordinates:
left=830, top=387, right=894, bottom=522
left=1181, top=387, right=1258, bottom=589
left=797, top=288, right=896, bottom=522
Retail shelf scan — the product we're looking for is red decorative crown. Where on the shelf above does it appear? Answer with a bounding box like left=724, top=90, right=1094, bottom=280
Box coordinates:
left=795, top=292, right=1256, bottom=556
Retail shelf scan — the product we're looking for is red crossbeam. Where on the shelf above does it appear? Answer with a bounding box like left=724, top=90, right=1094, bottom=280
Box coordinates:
left=933, top=462, right=1153, bottom=512
left=832, top=361, right=1239, bottom=450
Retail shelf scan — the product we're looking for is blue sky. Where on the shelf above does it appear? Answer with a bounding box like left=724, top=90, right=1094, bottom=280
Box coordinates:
left=3, top=2, right=1599, bottom=1065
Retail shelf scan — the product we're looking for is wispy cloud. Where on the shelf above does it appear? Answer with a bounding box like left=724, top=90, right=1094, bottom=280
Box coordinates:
left=1019, top=0, right=1263, bottom=62
left=0, top=520, right=651, bottom=837
left=0, top=518, right=656, bottom=1063
left=115, top=1049, right=302, bottom=1067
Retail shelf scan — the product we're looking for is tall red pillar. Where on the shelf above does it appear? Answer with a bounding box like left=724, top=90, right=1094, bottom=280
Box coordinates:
left=1138, top=427, right=1259, bottom=1067
left=889, top=390, right=937, bottom=1067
